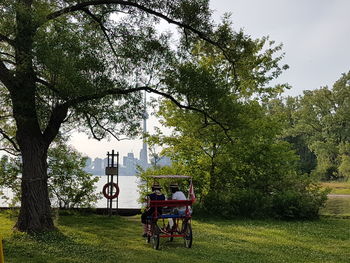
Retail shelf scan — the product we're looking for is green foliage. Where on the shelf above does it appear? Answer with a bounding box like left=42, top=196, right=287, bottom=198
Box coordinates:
left=271, top=181, right=329, bottom=219
left=148, top=97, right=328, bottom=219
left=142, top=21, right=328, bottom=218
left=268, top=71, right=350, bottom=181
left=0, top=143, right=100, bottom=208
left=47, top=143, right=101, bottom=208
left=0, top=155, right=21, bottom=206
left=266, top=97, right=317, bottom=174
left=1, top=212, right=350, bottom=263
left=338, top=142, right=350, bottom=180
left=0, top=0, right=218, bottom=144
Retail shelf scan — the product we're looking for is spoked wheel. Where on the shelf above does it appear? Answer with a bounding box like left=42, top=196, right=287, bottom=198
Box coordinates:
left=167, top=222, right=174, bottom=242
left=151, top=223, right=160, bottom=250
left=169, top=233, right=174, bottom=242
left=183, top=221, right=193, bottom=248
left=145, top=222, right=151, bottom=243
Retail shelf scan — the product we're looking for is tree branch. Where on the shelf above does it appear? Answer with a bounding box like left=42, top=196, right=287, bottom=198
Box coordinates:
left=144, top=87, right=233, bottom=142
left=83, top=112, right=104, bottom=141
left=46, top=1, right=235, bottom=65
left=91, top=114, right=122, bottom=140
left=62, top=86, right=147, bottom=107
left=0, top=33, right=15, bottom=46
left=0, top=127, right=20, bottom=152
left=0, top=60, right=15, bottom=90
left=60, top=84, right=233, bottom=142
left=35, top=76, right=61, bottom=95
left=43, top=104, right=69, bottom=144
left=80, top=7, right=120, bottom=61
left=0, top=148, right=21, bottom=156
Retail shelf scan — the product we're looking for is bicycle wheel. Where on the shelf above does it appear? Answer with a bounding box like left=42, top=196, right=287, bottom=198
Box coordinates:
left=169, top=232, right=174, bottom=242
left=183, top=222, right=192, bottom=248
left=168, top=222, right=174, bottom=242
left=151, top=224, right=160, bottom=250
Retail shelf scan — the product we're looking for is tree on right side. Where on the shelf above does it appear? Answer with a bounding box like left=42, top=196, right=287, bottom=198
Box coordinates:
left=145, top=20, right=328, bottom=219
left=269, top=71, right=350, bottom=181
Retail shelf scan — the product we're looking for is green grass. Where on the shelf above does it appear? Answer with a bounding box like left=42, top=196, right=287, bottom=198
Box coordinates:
left=1, top=212, right=349, bottom=263
left=321, top=181, right=350, bottom=195
left=320, top=196, right=350, bottom=217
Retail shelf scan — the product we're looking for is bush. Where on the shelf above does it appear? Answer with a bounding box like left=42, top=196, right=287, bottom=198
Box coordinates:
left=271, top=186, right=328, bottom=219
left=198, top=179, right=328, bottom=220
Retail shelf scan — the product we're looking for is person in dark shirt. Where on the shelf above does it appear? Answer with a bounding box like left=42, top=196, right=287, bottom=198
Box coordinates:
left=141, top=182, right=165, bottom=237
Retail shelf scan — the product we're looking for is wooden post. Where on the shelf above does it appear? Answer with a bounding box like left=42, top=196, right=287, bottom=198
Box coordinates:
left=0, top=235, right=4, bottom=263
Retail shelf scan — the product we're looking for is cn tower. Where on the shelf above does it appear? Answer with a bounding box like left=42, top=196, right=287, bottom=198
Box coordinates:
left=139, top=91, right=148, bottom=167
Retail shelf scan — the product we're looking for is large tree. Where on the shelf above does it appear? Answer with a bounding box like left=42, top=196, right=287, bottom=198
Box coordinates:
left=143, top=27, right=326, bottom=219
left=0, top=0, right=211, bottom=232
left=0, top=0, right=286, bottom=232
left=268, top=72, right=350, bottom=180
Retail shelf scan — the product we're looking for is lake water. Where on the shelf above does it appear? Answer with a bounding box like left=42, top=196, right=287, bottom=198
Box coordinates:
left=95, top=175, right=140, bottom=208
left=0, top=175, right=141, bottom=208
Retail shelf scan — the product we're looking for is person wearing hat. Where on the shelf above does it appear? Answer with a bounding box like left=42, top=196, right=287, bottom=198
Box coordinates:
left=168, top=182, right=187, bottom=229
left=169, top=183, right=186, bottom=205
left=141, top=182, right=165, bottom=237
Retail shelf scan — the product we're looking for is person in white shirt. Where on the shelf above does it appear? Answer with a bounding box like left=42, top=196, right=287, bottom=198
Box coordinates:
left=168, top=182, right=188, bottom=229
left=170, top=183, right=187, bottom=214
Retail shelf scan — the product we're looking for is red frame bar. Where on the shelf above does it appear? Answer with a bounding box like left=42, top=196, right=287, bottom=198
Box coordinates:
left=149, top=199, right=193, bottom=218
left=160, top=234, right=185, bottom=238
left=149, top=200, right=194, bottom=207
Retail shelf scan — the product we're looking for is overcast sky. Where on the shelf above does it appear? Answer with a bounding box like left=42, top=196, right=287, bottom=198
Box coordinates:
left=210, top=0, right=350, bottom=95
left=70, top=0, right=350, bottom=159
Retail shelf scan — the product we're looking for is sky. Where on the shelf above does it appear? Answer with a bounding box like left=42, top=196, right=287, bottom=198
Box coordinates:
left=70, top=0, right=350, bottom=159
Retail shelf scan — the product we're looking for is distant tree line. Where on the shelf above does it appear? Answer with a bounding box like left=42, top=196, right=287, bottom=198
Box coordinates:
left=267, top=71, right=350, bottom=181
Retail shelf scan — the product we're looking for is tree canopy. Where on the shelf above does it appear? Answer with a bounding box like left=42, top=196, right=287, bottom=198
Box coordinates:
left=0, top=0, right=289, bottom=232
left=142, top=37, right=327, bottom=219
left=268, top=71, right=350, bottom=180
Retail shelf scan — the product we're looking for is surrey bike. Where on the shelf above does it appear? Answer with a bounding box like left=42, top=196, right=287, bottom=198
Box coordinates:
left=144, top=175, right=195, bottom=250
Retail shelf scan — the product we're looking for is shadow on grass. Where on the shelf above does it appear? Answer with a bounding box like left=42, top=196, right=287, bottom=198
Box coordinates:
left=2, top=212, right=350, bottom=263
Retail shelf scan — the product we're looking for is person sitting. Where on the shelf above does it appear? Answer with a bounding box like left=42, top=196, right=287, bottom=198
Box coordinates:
left=168, top=182, right=188, bottom=230
left=141, top=182, right=165, bottom=237
left=169, top=182, right=187, bottom=214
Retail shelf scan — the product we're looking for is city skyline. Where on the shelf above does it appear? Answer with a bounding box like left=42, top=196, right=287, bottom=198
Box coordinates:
left=84, top=151, right=171, bottom=176
left=83, top=92, right=171, bottom=176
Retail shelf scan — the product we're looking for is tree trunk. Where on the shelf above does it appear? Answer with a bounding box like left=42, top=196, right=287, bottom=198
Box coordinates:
left=15, top=136, right=54, bottom=232
left=9, top=0, right=54, bottom=232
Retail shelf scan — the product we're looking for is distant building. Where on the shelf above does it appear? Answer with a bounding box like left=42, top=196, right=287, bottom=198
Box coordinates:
left=84, top=92, right=172, bottom=176
left=139, top=90, right=149, bottom=169
left=85, top=157, right=92, bottom=169
left=93, top=158, right=103, bottom=175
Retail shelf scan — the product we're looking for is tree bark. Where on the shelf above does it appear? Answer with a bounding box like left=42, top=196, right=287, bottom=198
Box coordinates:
left=15, top=136, right=54, bottom=232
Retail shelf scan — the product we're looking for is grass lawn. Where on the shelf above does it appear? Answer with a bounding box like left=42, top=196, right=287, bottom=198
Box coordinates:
left=320, top=196, right=350, bottom=217
left=321, top=181, right=350, bottom=195
left=0, top=211, right=349, bottom=263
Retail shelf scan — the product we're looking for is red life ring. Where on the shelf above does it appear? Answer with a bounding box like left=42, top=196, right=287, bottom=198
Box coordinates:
left=103, top=182, right=120, bottom=199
